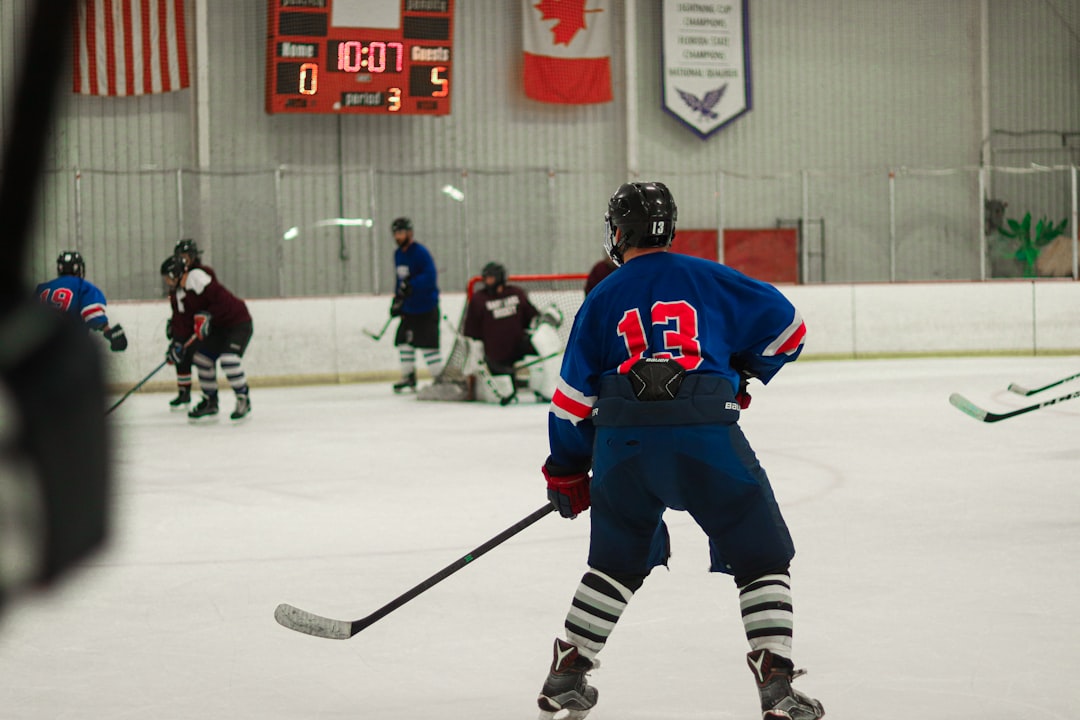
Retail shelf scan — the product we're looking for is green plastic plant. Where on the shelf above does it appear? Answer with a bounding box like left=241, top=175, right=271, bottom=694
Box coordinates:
left=997, top=212, right=1070, bottom=277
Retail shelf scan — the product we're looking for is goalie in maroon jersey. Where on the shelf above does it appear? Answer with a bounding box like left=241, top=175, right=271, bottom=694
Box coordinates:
left=462, top=262, right=563, bottom=404
left=163, top=250, right=253, bottom=422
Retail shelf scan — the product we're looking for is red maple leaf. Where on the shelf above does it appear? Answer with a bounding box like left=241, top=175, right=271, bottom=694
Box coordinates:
left=534, top=0, right=602, bottom=46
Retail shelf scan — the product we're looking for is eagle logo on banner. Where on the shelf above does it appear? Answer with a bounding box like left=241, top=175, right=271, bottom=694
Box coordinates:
left=676, top=84, right=727, bottom=121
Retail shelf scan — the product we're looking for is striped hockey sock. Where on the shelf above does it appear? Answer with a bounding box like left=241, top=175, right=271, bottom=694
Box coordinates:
left=193, top=353, right=218, bottom=393
left=220, top=353, right=247, bottom=392
left=738, top=571, right=794, bottom=660
left=563, top=569, right=643, bottom=661
left=422, top=347, right=444, bottom=377
left=398, top=346, right=416, bottom=375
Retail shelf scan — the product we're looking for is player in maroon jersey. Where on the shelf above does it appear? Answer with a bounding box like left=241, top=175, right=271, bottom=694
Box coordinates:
left=164, top=246, right=253, bottom=421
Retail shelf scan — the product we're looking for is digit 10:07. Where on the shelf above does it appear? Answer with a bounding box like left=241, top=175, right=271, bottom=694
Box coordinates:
left=338, top=41, right=404, bottom=73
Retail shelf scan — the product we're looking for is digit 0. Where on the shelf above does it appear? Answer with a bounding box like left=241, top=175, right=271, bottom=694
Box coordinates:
left=299, top=62, right=318, bottom=95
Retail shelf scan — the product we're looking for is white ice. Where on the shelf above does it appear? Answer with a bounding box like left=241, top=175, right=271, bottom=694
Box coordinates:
left=1, top=356, right=1078, bottom=720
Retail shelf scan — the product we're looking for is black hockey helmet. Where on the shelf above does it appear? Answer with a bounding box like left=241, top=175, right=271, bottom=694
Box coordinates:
left=604, top=182, right=678, bottom=266
left=56, top=250, right=86, bottom=278
left=391, top=217, right=413, bottom=233
left=160, top=254, right=184, bottom=280
left=481, top=261, right=507, bottom=288
left=174, top=238, right=200, bottom=264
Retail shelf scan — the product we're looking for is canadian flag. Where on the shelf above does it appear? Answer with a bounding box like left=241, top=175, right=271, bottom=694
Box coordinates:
left=522, top=0, right=612, bottom=104
left=73, top=0, right=190, bottom=96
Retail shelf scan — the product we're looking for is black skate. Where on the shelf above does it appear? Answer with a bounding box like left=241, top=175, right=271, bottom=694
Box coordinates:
left=392, top=371, right=416, bottom=393
left=188, top=394, right=219, bottom=422
left=231, top=391, right=251, bottom=420
left=168, top=387, right=191, bottom=410
left=537, top=638, right=598, bottom=720
left=747, top=649, right=825, bottom=720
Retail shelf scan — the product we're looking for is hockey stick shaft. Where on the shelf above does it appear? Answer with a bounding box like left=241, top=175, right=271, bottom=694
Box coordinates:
left=105, top=359, right=168, bottom=415
left=362, top=316, right=394, bottom=341
left=949, top=387, right=1080, bottom=423
left=275, top=504, right=555, bottom=639
left=1007, top=370, right=1080, bottom=396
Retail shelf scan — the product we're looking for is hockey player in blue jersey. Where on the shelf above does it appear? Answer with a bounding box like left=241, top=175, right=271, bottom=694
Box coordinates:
left=35, top=251, right=127, bottom=353
left=388, top=217, right=444, bottom=392
left=537, top=182, right=823, bottom=720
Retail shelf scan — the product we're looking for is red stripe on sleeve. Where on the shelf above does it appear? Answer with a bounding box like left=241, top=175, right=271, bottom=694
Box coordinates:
left=552, top=388, right=592, bottom=421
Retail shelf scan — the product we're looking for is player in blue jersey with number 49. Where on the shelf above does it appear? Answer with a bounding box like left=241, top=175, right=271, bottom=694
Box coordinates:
left=35, top=251, right=127, bottom=353
left=536, top=182, right=823, bottom=720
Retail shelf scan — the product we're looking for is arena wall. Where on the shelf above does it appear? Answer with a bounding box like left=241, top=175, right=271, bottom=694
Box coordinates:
left=101, top=281, right=1080, bottom=392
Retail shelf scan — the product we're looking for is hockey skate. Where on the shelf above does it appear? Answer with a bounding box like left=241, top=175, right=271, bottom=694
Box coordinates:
left=392, top=371, right=416, bottom=393
left=188, top=393, right=219, bottom=421
left=168, top=387, right=191, bottom=410
left=537, top=638, right=598, bottom=720
left=747, top=649, right=825, bottom=720
left=230, top=391, right=251, bottom=420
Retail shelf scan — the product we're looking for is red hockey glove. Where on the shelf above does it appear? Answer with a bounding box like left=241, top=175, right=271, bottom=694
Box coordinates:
left=543, top=461, right=591, bottom=518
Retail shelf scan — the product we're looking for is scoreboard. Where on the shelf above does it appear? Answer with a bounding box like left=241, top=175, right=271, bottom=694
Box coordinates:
left=266, top=0, right=454, bottom=115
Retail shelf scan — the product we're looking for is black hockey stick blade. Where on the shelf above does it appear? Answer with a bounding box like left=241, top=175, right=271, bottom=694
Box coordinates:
left=275, top=504, right=555, bottom=639
left=949, top=388, right=1080, bottom=423
left=1006, top=370, right=1080, bottom=396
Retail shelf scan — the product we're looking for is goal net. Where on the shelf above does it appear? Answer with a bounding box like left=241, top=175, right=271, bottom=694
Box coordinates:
left=419, top=273, right=588, bottom=402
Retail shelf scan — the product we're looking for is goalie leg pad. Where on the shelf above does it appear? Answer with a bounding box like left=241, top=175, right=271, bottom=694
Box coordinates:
left=474, top=369, right=514, bottom=404
left=529, top=323, right=563, bottom=359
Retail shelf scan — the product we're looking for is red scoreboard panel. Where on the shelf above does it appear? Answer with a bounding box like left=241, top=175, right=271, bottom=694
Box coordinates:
left=266, top=0, right=453, bottom=115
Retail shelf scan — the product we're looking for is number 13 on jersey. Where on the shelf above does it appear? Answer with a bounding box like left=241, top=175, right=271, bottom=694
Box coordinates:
left=617, top=301, right=703, bottom=373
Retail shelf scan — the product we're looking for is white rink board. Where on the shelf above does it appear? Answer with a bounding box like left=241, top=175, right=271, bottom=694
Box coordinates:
left=98, top=281, right=1080, bottom=387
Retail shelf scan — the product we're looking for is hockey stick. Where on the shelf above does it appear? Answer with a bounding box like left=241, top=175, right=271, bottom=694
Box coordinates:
left=949, top=388, right=1080, bottom=423
left=105, top=359, right=169, bottom=415
left=274, top=504, right=555, bottom=639
left=362, top=316, right=394, bottom=341
left=513, top=351, right=561, bottom=371
left=1007, top=370, right=1080, bottom=396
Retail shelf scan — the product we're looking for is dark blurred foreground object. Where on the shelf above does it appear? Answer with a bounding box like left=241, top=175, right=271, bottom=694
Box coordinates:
left=0, top=0, right=110, bottom=614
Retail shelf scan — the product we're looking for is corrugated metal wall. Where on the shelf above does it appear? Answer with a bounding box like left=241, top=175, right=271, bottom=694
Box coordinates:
left=5, top=0, right=1078, bottom=299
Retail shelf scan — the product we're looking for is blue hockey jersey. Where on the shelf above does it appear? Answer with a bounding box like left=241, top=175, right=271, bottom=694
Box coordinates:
left=548, top=251, right=806, bottom=471
left=394, top=241, right=439, bottom=314
left=35, top=275, right=111, bottom=330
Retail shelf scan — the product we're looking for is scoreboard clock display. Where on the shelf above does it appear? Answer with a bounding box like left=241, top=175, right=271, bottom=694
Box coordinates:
left=266, top=0, right=454, bottom=115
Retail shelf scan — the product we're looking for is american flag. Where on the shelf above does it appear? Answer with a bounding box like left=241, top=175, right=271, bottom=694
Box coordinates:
left=73, top=0, right=190, bottom=96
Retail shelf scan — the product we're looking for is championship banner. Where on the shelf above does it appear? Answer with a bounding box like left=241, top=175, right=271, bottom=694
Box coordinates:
left=661, top=0, right=750, bottom=138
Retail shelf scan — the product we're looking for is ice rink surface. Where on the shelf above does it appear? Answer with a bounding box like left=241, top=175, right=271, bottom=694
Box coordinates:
left=1, top=356, right=1078, bottom=720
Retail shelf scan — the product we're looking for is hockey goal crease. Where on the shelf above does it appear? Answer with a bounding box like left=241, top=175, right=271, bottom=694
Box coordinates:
left=418, top=273, right=587, bottom=402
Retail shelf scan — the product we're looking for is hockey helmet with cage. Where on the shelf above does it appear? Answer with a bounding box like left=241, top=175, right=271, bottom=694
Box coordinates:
left=391, top=217, right=413, bottom=233
left=174, top=238, right=201, bottom=265
left=481, top=261, right=507, bottom=288
left=160, top=254, right=185, bottom=280
left=56, top=250, right=86, bottom=278
left=604, top=182, right=678, bottom=266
